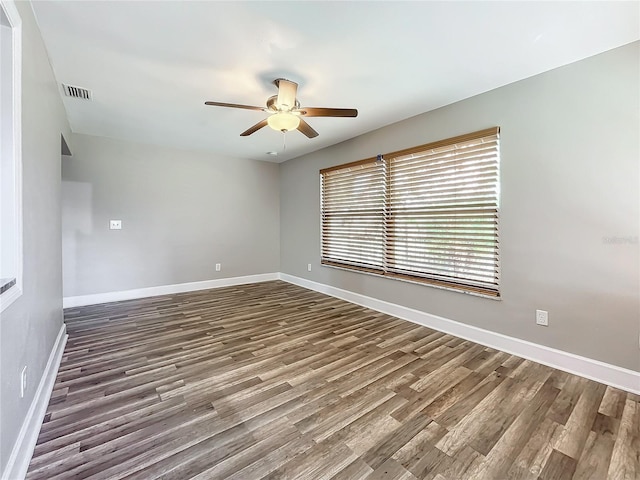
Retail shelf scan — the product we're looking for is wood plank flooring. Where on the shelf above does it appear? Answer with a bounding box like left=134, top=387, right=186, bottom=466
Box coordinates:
left=27, top=281, right=639, bottom=479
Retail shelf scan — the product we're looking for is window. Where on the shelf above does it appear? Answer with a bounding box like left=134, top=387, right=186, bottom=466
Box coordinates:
left=1, top=0, right=22, bottom=312
left=321, top=127, right=500, bottom=297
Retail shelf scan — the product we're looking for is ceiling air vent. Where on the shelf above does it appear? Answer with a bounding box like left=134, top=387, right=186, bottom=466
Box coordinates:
left=62, top=84, right=92, bottom=100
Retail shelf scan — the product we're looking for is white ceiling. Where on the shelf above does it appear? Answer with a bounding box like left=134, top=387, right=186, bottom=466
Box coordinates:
left=32, top=1, right=639, bottom=163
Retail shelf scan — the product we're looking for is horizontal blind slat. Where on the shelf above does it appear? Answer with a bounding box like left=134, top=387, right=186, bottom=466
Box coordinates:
left=387, top=268, right=499, bottom=289
left=389, top=149, right=499, bottom=177
left=388, top=252, right=498, bottom=269
left=389, top=170, right=498, bottom=193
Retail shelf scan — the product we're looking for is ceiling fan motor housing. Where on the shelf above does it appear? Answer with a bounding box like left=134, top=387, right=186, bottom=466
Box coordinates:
left=266, top=95, right=300, bottom=112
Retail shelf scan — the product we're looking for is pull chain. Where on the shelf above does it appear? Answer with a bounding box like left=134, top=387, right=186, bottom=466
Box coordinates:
left=282, top=131, right=287, bottom=152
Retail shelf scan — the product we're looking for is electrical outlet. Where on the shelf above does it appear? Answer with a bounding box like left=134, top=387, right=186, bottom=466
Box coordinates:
left=307, top=263, right=312, bottom=272
left=536, top=310, right=548, bottom=326
left=20, top=366, right=27, bottom=398
left=109, top=220, right=122, bottom=230
left=215, top=263, right=221, bottom=272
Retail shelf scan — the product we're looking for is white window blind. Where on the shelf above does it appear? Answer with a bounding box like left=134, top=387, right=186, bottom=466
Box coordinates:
left=321, top=127, right=500, bottom=297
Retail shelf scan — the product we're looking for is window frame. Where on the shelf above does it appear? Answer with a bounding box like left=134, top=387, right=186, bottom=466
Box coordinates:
left=320, top=127, right=501, bottom=298
left=0, top=0, right=23, bottom=312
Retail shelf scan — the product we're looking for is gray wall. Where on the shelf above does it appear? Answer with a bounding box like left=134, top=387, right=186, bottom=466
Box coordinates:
left=62, top=134, right=280, bottom=297
left=0, top=1, right=71, bottom=474
left=280, top=42, right=640, bottom=372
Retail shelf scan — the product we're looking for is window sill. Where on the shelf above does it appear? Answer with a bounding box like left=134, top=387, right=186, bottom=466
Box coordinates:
left=0, top=278, right=22, bottom=313
left=0, top=278, right=16, bottom=294
left=321, top=261, right=501, bottom=301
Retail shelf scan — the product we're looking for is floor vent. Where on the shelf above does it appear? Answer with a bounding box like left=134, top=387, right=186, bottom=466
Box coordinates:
left=62, top=84, right=92, bottom=100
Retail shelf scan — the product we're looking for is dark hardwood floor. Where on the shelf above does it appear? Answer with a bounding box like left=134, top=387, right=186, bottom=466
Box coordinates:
left=26, top=281, right=639, bottom=479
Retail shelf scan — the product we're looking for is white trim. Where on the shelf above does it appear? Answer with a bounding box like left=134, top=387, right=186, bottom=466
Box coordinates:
left=0, top=0, right=23, bottom=313
left=63, top=273, right=280, bottom=308
left=60, top=272, right=640, bottom=393
left=0, top=283, right=22, bottom=311
left=321, top=262, right=501, bottom=301
left=2, top=324, right=68, bottom=480
left=280, top=273, right=640, bottom=395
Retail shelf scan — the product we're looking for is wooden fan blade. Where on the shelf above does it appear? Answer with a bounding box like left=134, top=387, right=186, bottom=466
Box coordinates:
left=297, top=118, right=319, bottom=138
left=205, top=101, right=264, bottom=112
left=276, top=79, right=298, bottom=110
left=240, top=119, right=268, bottom=136
left=298, top=107, right=358, bottom=117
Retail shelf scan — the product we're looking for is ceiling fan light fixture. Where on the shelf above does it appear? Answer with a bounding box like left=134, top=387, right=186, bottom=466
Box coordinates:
left=267, top=112, right=300, bottom=132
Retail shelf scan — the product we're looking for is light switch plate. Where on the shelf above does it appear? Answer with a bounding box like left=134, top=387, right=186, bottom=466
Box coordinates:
left=110, top=220, right=122, bottom=230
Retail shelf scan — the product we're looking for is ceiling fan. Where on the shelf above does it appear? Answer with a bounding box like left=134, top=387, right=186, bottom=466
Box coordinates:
left=205, top=78, right=358, bottom=138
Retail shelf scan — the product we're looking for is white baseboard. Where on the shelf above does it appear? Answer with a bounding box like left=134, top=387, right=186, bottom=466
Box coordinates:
left=60, top=272, right=640, bottom=394
left=63, top=273, right=280, bottom=308
left=280, top=273, right=640, bottom=395
left=2, top=324, right=68, bottom=480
